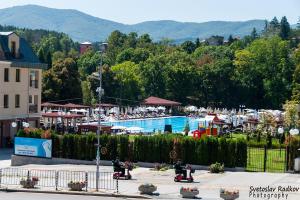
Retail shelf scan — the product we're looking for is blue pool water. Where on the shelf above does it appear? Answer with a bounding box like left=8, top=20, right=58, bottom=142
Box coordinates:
left=102, top=116, right=199, bottom=133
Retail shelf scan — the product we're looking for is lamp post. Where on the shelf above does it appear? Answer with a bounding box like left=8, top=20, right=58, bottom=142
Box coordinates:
left=96, top=42, right=108, bottom=192
left=278, top=127, right=284, bottom=155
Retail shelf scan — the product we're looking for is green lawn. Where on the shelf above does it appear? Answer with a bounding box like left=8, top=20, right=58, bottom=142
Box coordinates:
left=246, top=147, right=286, bottom=172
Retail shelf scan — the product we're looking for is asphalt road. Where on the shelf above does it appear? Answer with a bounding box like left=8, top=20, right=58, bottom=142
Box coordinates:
left=0, top=192, right=132, bottom=200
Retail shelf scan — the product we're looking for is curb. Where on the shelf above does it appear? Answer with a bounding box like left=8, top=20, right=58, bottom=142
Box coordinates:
left=0, top=187, right=151, bottom=199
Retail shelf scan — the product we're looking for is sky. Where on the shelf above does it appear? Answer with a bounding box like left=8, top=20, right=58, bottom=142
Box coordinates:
left=0, top=0, right=299, bottom=24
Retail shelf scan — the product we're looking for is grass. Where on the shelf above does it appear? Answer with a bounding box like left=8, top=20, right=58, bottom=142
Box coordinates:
left=246, top=147, right=286, bottom=172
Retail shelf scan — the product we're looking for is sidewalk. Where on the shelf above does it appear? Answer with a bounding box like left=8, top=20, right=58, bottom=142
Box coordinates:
left=0, top=148, right=13, bottom=168
left=3, top=164, right=299, bottom=200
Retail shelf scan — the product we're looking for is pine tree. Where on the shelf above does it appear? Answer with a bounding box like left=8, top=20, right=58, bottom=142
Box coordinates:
left=195, top=38, right=200, bottom=48
left=227, top=35, right=234, bottom=44
left=279, top=16, right=290, bottom=40
left=251, top=28, right=258, bottom=40
left=270, top=17, right=280, bottom=29
left=297, top=17, right=300, bottom=29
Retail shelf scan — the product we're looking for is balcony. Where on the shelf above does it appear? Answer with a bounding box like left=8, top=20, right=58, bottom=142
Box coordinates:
left=29, top=104, right=38, bottom=113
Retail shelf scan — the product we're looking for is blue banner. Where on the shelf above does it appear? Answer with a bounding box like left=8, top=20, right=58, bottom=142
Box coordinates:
left=14, top=137, right=52, bottom=158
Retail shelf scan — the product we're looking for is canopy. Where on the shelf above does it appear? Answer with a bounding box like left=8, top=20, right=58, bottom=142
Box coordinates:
left=142, top=96, right=181, bottom=106
left=41, top=102, right=63, bottom=108
left=63, top=103, right=90, bottom=109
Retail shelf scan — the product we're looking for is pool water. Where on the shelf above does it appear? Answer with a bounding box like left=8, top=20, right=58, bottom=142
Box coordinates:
left=102, top=116, right=199, bottom=133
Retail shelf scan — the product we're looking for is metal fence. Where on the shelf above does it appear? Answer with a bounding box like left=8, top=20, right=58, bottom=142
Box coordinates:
left=246, top=146, right=286, bottom=172
left=0, top=168, right=117, bottom=192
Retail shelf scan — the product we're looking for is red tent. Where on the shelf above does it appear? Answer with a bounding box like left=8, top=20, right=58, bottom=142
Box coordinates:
left=142, top=96, right=181, bottom=106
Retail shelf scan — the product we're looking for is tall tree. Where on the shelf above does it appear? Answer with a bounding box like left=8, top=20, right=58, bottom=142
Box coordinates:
left=42, top=58, right=82, bottom=102
left=251, top=28, right=258, bottom=40
left=279, top=16, right=291, bottom=40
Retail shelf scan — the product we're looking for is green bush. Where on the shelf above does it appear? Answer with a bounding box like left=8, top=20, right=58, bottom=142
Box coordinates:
left=16, top=129, right=248, bottom=168
left=209, top=162, right=224, bottom=173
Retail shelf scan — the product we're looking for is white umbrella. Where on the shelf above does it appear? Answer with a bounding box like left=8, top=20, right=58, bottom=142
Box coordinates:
left=79, top=109, right=88, bottom=113
left=111, top=126, right=126, bottom=130
left=157, top=106, right=166, bottom=110
left=146, top=106, right=155, bottom=111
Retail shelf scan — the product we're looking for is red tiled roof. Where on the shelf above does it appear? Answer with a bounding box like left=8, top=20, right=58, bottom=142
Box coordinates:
left=63, top=103, right=90, bottom=109
left=142, top=96, right=181, bottom=106
left=94, top=103, right=117, bottom=107
left=41, top=102, right=63, bottom=107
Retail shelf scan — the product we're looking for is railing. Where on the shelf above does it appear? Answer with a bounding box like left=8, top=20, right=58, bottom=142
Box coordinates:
left=0, top=168, right=117, bottom=192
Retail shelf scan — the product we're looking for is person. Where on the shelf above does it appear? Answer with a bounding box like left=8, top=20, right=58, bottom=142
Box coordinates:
left=112, top=157, right=125, bottom=176
left=174, top=160, right=187, bottom=178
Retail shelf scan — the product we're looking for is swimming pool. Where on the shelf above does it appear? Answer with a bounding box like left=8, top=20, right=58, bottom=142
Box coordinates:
left=102, top=116, right=199, bottom=133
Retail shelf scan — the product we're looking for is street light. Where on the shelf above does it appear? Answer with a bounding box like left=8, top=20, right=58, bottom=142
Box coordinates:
left=96, top=42, right=108, bottom=192
left=278, top=127, right=284, bottom=155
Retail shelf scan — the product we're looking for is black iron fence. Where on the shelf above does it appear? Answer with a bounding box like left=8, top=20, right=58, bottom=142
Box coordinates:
left=246, top=146, right=287, bottom=172
left=0, top=168, right=117, bottom=192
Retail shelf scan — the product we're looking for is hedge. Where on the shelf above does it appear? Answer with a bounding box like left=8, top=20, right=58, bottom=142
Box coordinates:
left=16, top=129, right=248, bottom=167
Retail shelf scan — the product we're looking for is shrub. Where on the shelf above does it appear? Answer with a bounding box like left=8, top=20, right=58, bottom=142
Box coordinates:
left=209, top=162, right=224, bottom=173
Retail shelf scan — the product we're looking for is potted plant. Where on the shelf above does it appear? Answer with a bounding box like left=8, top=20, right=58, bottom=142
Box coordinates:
left=180, top=187, right=199, bottom=198
left=220, top=188, right=239, bottom=200
left=138, top=183, right=157, bottom=195
left=20, top=176, right=39, bottom=188
left=68, top=181, right=86, bottom=191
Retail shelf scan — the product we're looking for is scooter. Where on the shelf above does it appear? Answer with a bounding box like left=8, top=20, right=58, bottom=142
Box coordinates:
left=174, top=165, right=195, bottom=182
left=112, top=161, right=133, bottom=180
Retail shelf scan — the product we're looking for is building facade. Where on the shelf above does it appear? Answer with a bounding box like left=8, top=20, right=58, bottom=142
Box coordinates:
left=0, top=32, right=46, bottom=148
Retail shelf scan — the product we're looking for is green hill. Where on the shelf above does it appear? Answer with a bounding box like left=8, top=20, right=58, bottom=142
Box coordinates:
left=0, top=5, right=267, bottom=42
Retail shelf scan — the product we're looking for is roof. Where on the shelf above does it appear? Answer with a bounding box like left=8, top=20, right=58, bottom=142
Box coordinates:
left=143, top=96, right=181, bottom=106
left=81, top=42, right=92, bottom=45
left=41, top=102, right=63, bottom=107
left=0, top=32, right=47, bottom=69
left=0, top=32, right=13, bottom=36
left=95, top=103, right=117, bottom=108
left=63, top=103, right=90, bottom=109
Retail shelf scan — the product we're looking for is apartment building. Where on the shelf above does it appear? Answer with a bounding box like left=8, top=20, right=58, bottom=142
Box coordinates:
left=0, top=32, right=47, bottom=148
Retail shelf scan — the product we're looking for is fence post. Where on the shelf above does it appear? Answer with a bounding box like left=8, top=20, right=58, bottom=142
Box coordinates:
left=55, top=171, right=59, bottom=191
left=0, top=168, right=2, bottom=188
left=27, top=170, right=30, bottom=180
left=85, top=172, right=88, bottom=192
left=263, top=146, right=267, bottom=172
left=116, top=175, right=119, bottom=194
left=285, top=146, right=290, bottom=171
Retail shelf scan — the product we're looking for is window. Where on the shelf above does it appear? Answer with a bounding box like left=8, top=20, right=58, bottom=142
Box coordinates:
left=34, top=95, right=38, bottom=105
left=15, top=94, right=20, bottom=108
left=11, top=41, right=16, bottom=58
left=30, top=70, right=39, bottom=88
left=4, top=95, right=9, bottom=108
left=29, top=95, right=32, bottom=104
left=4, top=68, right=9, bottom=82
left=16, top=69, right=20, bottom=82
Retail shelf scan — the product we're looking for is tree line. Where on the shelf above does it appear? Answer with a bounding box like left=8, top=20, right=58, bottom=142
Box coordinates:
left=2, top=16, right=300, bottom=109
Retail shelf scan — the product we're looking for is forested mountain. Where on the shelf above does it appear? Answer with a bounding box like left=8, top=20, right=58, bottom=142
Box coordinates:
left=0, top=5, right=267, bottom=42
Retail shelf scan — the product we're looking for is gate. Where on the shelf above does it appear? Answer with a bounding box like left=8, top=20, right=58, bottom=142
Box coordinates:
left=247, top=146, right=286, bottom=172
